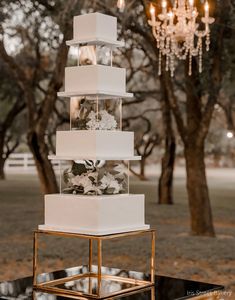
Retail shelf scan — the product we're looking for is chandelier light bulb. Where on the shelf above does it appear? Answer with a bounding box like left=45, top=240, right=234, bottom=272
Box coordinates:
left=148, top=0, right=215, bottom=76
left=150, top=4, right=156, bottom=25
left=189, top=0, right=194, bottom=6
left=227, top=131, right=234, bottom=139
left=150, top=3, right=155, bottom=16
left=205, top=1, right=209, bottom=18
left=168, top=11, right=173, bottom=18
left=162, top=0, right=167, bottom=9
left=117, top=0, right=125, bottom=12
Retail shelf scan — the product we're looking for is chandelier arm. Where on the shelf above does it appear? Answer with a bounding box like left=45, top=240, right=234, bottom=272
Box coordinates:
left=195, top=22, right=209, bottom=38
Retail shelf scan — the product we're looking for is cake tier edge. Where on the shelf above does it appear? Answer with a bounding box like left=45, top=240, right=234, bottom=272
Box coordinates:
left=40, top=194, right=149, bottom=236
left=48, top=155, right=141, bottom=160
left=56, top=131, right=134, bottom=158
left=38, top=224, right=150, bottom=235
left=57, top=91, right=133, bottom=99
left=66, top=38, right=124, bottom=48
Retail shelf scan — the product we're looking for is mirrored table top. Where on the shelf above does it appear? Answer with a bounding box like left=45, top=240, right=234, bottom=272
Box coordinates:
left=0, top=266, right=223, bottom=300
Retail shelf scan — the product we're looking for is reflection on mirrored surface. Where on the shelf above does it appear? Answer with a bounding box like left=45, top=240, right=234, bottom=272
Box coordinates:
left=33, top=287, right=155, bottom=300
left=0, top=266, right=223, bottom=300
left=35, top=266, right=151, bottom=299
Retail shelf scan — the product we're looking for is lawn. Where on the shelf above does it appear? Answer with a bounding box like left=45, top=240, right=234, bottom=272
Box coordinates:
left=0, top=167, right=234, bottom=295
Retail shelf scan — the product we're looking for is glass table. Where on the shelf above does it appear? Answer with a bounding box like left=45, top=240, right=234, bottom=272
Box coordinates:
left=0, top=266, right=223, bottom=300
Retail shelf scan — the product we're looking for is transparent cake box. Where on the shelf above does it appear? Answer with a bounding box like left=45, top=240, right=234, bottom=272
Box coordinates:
left=60, top=160, right=129, bottom=196
left=70, top=97, right=122, bottom=130
left=78, top=45, right=112, bottom=66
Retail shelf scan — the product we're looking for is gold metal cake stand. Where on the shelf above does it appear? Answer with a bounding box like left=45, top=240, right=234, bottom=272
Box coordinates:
left=33, top=229, right=156, bottom=299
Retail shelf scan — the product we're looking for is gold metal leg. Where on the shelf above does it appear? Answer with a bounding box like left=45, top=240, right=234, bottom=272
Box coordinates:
left=33, top=231, right=38, bottom=286
left=97, top=238, right=102, bottom=297
left=150, top=231, right=156, bottom=284
left=151, top=286, right=155, bottom=300
left=89, top=239, right=93, bottom=273
left=88, top=239, right=93, bottom=294
left=33, top=229, right=155, bottom=299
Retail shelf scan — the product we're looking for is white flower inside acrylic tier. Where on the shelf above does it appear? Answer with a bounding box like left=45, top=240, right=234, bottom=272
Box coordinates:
left=86, top=110, right=117, bottom=130
left=61, top=160, right=129, bottom=196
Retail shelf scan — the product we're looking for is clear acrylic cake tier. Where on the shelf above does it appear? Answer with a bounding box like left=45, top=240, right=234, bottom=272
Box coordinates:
left=77, top=45, right=112, bottom=66
left=70, top=97, right=122, bottom=130
left=59, top=160, right=130, bottom=196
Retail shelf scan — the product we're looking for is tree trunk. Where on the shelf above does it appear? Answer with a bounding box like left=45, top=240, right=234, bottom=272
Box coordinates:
left=139, top=157, right=147, bottom=180
left=0, top=158, right=6, bottom=180
left=0, top=132, right=6, bottom=180
left=185, top=143, right=215, bottom=236
left=158, top=135, right=175, bottom=204
left=158, top=77, right=176, bottom=204
left=28, top=130, right=58, bottom=194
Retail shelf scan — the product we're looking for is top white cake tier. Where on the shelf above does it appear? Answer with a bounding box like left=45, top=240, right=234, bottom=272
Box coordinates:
left=66, top=13, right=124, bottom=47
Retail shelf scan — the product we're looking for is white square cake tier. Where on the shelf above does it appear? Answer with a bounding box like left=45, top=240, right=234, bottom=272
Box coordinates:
left=64, top=65, right=126, bottom=95
left=73, top=13, right=117, bottom=43
left=39, top=194, right=150, bottom=235
left=56, top=130, right=134, bottom=158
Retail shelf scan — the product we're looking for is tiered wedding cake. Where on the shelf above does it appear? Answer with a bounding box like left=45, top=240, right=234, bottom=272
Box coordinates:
left=39, top=12, right=150, bottom=235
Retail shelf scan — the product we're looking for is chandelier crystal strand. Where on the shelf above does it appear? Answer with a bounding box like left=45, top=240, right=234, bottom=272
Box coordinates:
left=166, top=54, right=169, bottom=71
left=199, top=41, right=202, bottom=73
left=189, top=52, right=192, bottom=76
left=158, top=50, right=162, bottom=75
left=148, top=0, right=215, bottom=76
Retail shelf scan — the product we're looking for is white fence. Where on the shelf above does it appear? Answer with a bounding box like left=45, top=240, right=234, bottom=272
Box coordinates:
left=5, top=153, right=60, bottom=172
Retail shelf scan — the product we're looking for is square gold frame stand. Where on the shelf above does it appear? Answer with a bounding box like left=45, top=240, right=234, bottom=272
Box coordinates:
left=33, top=229, right=156, bottom=299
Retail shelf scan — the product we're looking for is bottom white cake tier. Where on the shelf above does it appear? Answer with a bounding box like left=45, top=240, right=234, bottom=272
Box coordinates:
left=39, top=194, right=149, bottom=235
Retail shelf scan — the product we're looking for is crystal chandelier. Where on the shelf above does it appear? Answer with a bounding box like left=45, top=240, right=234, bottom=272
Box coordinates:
left=148, top=0, right=215, bottom=76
